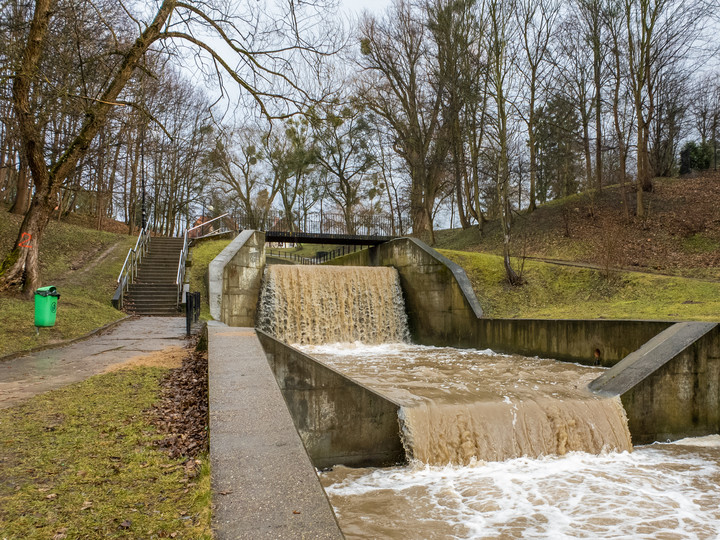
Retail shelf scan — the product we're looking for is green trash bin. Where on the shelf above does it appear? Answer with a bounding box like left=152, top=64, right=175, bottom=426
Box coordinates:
left=35, top=286, right=60, bottom=327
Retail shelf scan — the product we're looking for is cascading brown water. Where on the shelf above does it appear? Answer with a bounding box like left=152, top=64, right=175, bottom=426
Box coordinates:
left=306, top=344, right=633, bottom=464
left=259, top=264, right=631, bottom=464
left=257, top=265, right=410, bottom=344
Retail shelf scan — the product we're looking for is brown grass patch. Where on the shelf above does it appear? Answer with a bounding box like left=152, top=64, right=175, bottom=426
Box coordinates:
left=104, top=346, right=186, bottom=372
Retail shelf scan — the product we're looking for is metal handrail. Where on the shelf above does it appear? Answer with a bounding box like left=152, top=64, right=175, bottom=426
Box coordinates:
left=266, top=244, right=365, bottom=265
left=176, top=230, right=189, bottom=308
left=115, top=227, right=149, bottom=310
left=187, top=213, right=230, bottom=235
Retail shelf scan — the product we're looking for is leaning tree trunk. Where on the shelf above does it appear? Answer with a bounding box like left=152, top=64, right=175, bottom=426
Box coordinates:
left=0, top=0, right=176, bottom=293
left=0, top=184, right=55, bottom=295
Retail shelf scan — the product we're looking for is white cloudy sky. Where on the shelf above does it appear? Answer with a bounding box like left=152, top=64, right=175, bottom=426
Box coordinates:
left=340, top=0, right=390, bottom=15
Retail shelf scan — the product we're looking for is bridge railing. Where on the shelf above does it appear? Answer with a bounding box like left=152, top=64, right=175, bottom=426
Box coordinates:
left=236, top=210, right=393, bottom=238
left=266, top=244, right=367, bottom=265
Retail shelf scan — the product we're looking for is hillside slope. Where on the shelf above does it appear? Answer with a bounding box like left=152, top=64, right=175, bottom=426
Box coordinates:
left=436, top=173, right=720, bottom=280
left=0, top=210, right=135, bottom=358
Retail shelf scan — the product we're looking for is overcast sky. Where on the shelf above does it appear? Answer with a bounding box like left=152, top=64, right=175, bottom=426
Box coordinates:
left=340, top=0, right=390, bottom=16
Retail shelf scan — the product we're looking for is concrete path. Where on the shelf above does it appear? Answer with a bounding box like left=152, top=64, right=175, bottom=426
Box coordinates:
left=0, top=316, right=187, bottom=409
left=208, top=322, right=343, bottom=539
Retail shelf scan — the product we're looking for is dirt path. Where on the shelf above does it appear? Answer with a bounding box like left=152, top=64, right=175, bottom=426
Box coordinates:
left=0, top=317, right=187, bottom=409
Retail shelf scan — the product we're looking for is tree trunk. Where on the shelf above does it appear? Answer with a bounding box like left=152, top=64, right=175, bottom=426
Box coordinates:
left=0, top=0, right=176, bottom=292
left=9, top=158, right=30, bottom=215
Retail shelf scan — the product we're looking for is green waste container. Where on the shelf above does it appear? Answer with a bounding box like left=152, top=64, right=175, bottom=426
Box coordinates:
left=35, top=286, right=60, bottom=327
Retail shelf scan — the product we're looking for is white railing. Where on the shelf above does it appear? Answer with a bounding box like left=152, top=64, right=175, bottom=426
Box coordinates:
left=176, top=229, right=189, bottom=308
left=113, top=227, right=149, bottom=310
left=187, top=213, right=231, bottom=239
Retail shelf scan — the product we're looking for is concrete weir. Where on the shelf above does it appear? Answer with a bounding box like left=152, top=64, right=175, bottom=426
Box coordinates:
left=206, top=229, right=720, bottom=535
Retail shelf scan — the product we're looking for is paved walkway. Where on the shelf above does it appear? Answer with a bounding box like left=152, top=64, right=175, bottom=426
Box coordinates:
left=208, top=323, right=343, bottom=539
left=0, top=317, right=187, bottom=409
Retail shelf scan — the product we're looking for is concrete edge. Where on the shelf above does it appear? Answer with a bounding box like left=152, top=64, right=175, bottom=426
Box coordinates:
left=589, top=322, right=719, bottom=395
left=256, top=329, right=404, bottom=408
left=0, top=314, right=133, bottom=363
left=207, top=322, right=344, bottom=539
left=256, top=330, right=406, bottom=469
left=401, top=237, right=484, bottom=318
left=208, top=229, right=261, bottom=320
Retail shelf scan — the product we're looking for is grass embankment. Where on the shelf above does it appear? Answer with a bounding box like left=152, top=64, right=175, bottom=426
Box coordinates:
left=435, top=175, right=720, bottom=280
left=442, top=249, right=720, bottom=321
left=188, top=238, right=231, bottom=320
left=0, top=363, right=211, bottom=539
left=0, top=210, right=135, bottom=358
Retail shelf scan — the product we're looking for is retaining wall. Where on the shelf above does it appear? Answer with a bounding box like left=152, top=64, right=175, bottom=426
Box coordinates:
left=208, top=230, right=266, bottom=326
left=257, top=330, right=405, bottom=469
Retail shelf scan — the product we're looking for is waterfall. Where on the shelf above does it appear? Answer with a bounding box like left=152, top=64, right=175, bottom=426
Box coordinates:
left=257, top=265, right=410, bottom=345
left=259, top=264, right=632, bottom=464
left=399, top=394, right=633, bottom=465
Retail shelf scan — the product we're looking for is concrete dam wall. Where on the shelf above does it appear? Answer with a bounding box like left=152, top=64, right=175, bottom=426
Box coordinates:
left=207, top=230, right=720, bottom=451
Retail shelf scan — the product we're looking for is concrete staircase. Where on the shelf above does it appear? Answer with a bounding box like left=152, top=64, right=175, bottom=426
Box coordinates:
left=124, top=237, right=184, bottom=316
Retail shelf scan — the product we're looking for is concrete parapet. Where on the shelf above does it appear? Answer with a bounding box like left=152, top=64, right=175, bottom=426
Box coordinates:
left=475, top=318, right=675, bottom=366
left=207, top=322, right=343, bottom=539
left=208, top=230, right=266, bottom=326
left=589, top=322, right=720, bottom=444
left=257, top=330, right=405, bottom=469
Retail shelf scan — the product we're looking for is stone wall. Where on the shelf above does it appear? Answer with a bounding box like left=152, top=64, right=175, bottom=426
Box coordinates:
left=257, top=330, right=405, bottom=468
left=208, top=230, right=266, bottom=326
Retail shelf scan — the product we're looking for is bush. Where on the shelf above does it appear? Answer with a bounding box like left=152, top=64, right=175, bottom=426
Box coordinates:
left=679, top=140, right=714, bottom=174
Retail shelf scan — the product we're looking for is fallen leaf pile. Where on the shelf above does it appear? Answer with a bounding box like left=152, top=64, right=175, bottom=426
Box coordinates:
left=151, top=342, right=208, bottom=460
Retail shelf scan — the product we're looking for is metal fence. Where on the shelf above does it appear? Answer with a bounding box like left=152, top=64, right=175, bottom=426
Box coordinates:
left=235, top=210, right=393, bottom=237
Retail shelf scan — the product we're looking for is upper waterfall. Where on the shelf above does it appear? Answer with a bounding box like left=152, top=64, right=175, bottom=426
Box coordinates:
left=257, top=265, right=410, bottom=345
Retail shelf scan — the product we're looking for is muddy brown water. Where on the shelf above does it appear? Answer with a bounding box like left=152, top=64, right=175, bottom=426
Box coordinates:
left=258, top=266, right=720, bottom=538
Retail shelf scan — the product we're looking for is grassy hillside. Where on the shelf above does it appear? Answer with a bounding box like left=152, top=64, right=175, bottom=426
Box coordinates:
left=0, top=210, right=135, bottom=358
left=188, top=238, right=232, bottom=319
left=442, top=249, right=720, bottom=321
left=435, top=173, right=720, bottom=280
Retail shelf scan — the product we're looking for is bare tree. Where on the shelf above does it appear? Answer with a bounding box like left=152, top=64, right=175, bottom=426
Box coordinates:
left=487, top=0, right=522, bottom=285
left=515, top=0, right=559, bottom=212
left=0, top=0, right=336, bottom=294
left=358, top=0, right=451, bottom=243
left=623, top=0, right=710, bottom=217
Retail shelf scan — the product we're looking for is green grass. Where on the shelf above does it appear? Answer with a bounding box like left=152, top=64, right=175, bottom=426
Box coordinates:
left=188, top=239, right=231, bottom=320
left=440, top=249, right=720, bottom=321
left=682, top=233, right=720, bottom=254
left=0, top=210, right=136, bottom=358
left=0, top=366, right=211, bottom=539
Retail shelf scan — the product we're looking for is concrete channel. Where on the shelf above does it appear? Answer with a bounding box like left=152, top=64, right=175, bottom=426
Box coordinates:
left=206, top=229, right=720, bottom=537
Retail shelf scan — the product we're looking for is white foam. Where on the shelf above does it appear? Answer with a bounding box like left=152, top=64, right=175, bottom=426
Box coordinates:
left=322, top=447, right=720, bottom=538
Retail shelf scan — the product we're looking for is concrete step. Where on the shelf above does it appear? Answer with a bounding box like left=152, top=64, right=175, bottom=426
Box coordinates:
left=126, top=297, right=178, bottom=304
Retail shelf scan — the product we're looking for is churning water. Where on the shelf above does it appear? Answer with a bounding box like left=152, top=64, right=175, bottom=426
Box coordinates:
left=319, top=437, right=720, bottom=539
left=258, top=265, right=720, bottom=538
left=304, top=343, right=720, bottom=539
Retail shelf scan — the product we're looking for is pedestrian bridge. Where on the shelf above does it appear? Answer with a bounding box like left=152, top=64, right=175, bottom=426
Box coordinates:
left=196, top=210, right=396, bottom=245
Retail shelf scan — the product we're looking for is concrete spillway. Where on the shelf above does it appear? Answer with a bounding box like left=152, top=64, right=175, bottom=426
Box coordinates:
left=258, top=265, right=632, bottom=465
